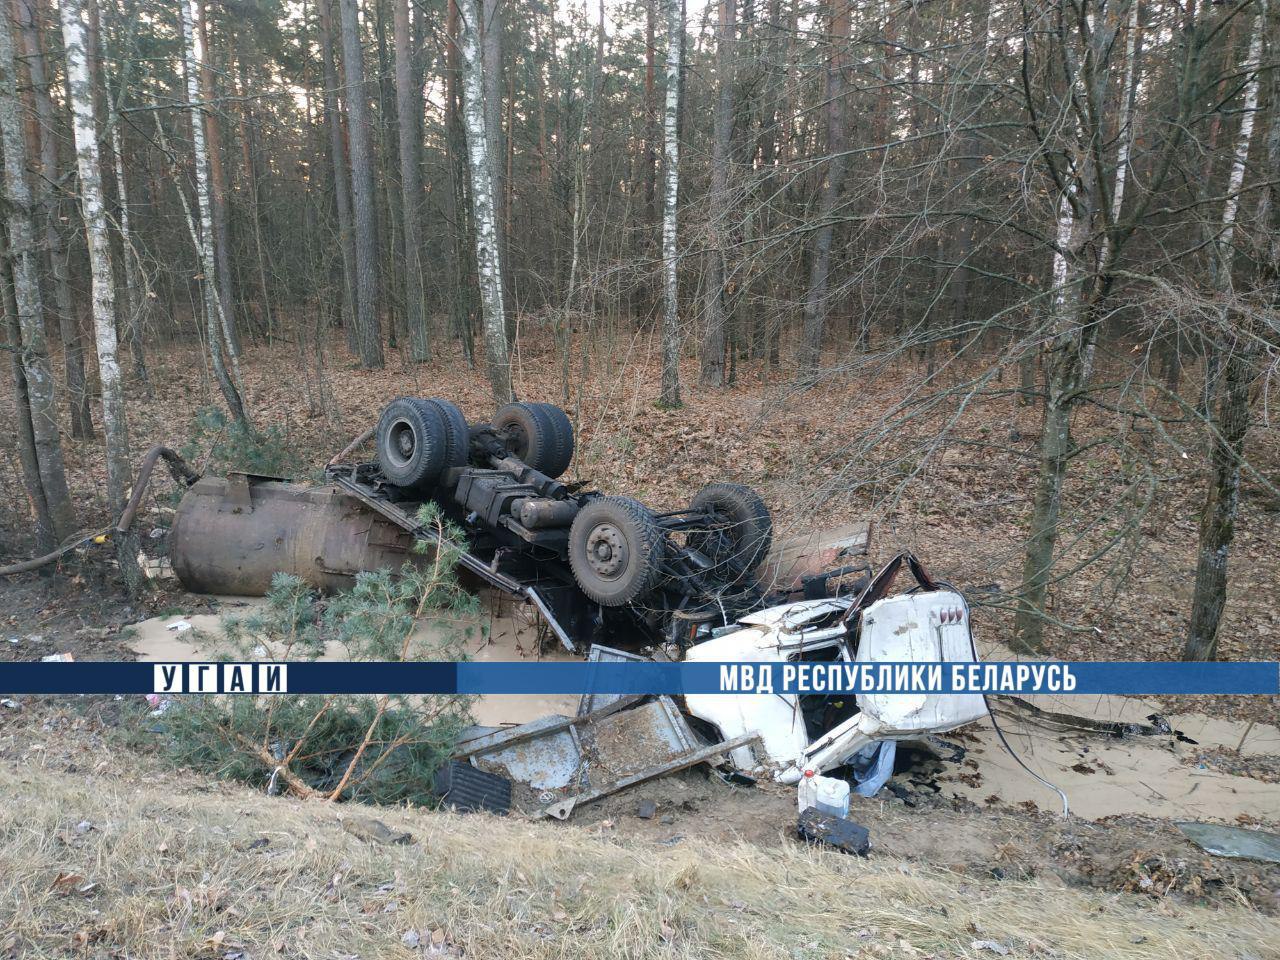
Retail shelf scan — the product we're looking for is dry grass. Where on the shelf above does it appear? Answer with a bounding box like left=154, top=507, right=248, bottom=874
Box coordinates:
left=3, top=749, right=1279, bottom=960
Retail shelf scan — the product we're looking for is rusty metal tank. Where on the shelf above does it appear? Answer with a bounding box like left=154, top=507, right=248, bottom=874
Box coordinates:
left=170, top=473, right=427, bottom=595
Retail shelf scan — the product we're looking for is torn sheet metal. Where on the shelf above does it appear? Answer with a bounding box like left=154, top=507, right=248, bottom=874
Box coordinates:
left=577, top=645, right=651, bottom=716
left=682, top=623, right=810, bottom=771
left=454, top=695, right=713, bottom=814
left=460, top=713, right=584, bottom=791
left=540, top=732, right=760, bottom=820
left=789, top=589, right=988, bottom=782
left=681, top=600, right=855, bottom=772
left=756, top=522, right=870, bottom=594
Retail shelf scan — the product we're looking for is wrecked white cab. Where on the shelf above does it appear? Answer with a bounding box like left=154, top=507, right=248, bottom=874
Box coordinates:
left=684, top=579, right=987, bottom=784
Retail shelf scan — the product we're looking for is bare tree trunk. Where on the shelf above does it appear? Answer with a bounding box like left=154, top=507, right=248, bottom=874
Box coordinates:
left=337, top=0, right=384, bottom=368
left=180, top=0, right=249, bottom=426
left=644, top=0, right=657, bottom=224
left=195, top=0, right=239, bottom=355
left=1083, top=0, right=1143, bottom=382
left=232, top=45, right=273, bottom=341
left=394, top=0, right=428, bottom=361
left=59, top=0, right=143, bottom=594
left=445, top=0, right=475, bottom=364
left=316, top=0, right=358, bottom=354
left=480, top=0, right=504, bottom=282
left=0, top=3, right=76, bottom=543
left=798, top=0, right=849, bottom=374
left=659, top=0, right=683, bottom=408
left=373, top=0, right=401, bottom=351
left=699, top=0, right=734, bottom=387
left=14, top=0, right=93, bottom=439
left=1014, top=146, right=1105, bottom=649
left=459, top=0, right=511, bottom=402
left=96, top=11, right=151, bottom=394
left=1183, top=10, right=1267, bottom=662
left=3, top=257, right=57, bottom=551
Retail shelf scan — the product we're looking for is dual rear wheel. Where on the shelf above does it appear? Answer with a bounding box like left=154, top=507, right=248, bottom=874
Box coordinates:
left=375, top=398, right=772, bottom=608
left=375, top=397, right=576, bottom=493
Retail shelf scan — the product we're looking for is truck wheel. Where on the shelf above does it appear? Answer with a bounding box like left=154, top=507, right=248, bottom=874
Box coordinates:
left=687, top=482, right=773, bottom=580
left=419, top=398, right=470, bottom=470
left=529, top=402, right=574, bottom=478
left=376, top=398, right=448, bottom=491
left=569, top=496, right=663, bottom=606
left=493, top=402, right=574, bottom=478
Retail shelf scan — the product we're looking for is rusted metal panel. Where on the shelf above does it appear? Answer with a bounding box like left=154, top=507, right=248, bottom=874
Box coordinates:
left=756, top=521, right=872, bottom=593
left=170, top=474, right=427, bottom=595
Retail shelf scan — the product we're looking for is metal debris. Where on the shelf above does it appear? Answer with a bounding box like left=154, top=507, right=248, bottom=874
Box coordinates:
left=1176, top=822, right=1280, bottom=864
left=433, top=761, right=512, bottom=815
left=453, top=694, right=759, bottom=819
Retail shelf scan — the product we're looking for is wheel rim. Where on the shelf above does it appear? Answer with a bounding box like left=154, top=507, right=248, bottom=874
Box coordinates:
left=386, top=418, right=416, bottom=468
left=585, top=522, right=628, bottom=579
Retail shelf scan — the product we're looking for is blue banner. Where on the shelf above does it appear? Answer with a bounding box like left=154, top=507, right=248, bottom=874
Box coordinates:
left=0, top=660, right=1276, bottom=696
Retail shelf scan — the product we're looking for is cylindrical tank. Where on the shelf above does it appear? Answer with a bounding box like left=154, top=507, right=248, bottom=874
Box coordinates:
left=170, top=474, right=428, bottom=595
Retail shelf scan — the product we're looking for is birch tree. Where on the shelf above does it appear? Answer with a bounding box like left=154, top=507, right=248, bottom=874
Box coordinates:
left=14, top=0, right=93, bottom=438
left=1013, top=0, right=1185, bottom=652
left=97, top=6, right=150, bottom=393
left=480, top=0, right=504, bottom=261
left=659, top=0, right=683, bottom=408
left=337, top=0, right=384, bottom=369
left=59, top=0, right=142, bottom=592
left=394, top=0, right=429, bottom=361
left=458, top=0, right=512, bottom=403
left=1183, top=6, right=1268, bottom=661
left=179, top=0, right=249, bottom=426
left=0, top=3, right=76, bottom=544
left=195, top=0, right=238, bottom=358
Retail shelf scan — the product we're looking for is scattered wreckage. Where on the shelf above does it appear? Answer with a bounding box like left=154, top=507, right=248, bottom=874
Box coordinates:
left=162, top=397, right=989, bottom=822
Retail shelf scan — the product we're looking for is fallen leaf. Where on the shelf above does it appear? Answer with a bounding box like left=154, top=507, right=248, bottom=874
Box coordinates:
left=48, top=872, right=85, bottom=893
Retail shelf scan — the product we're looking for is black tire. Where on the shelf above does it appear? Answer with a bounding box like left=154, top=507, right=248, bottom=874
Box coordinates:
left=493, top=402, right=573, bottom=478
left=375, top=398, right=448, bottom=491
left=529, top=402, right=574, bottom=478
left=687, top=482, right=773, bottom=580
left=569, top=496, right=664, bottom=606
left=420, top=398, right=470, bottom=470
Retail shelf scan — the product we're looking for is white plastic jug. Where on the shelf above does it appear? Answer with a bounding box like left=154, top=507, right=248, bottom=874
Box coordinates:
left=797, top=770, right=850, bottom=818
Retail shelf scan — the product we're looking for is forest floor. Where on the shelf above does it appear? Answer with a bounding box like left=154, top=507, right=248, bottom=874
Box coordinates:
left=3, top=330, right=1278, bottom=712
left=4, top=332, right=1280, bottom=953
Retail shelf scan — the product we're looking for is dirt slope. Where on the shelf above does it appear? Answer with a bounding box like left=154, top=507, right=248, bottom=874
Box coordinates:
left=3, top=703, right=1280, bottom=960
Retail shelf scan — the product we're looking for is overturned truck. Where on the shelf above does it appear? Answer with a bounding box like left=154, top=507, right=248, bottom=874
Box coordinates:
left=170, top=398, right=985, bottom=789
left=174, top=397, right=787, bottom=651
